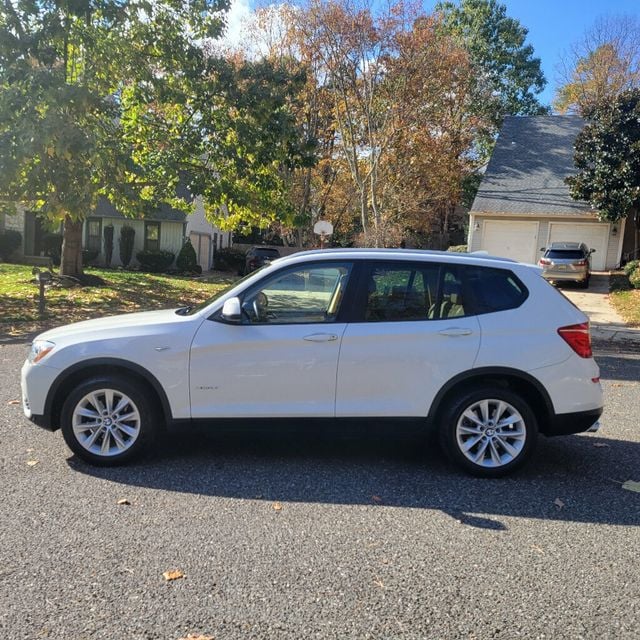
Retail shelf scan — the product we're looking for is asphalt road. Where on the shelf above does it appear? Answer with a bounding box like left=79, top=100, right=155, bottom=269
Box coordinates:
left=1, top=342, right=639, bottom=640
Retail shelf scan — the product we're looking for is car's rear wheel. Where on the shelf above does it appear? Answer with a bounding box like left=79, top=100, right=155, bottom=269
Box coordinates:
left=61, top=376, right=158, bottom=466
left=439, top=387, right=538, bottom=477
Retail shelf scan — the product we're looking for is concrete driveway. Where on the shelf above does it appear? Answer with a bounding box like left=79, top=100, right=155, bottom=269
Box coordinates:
left=557, top=273, right=640, bottom=347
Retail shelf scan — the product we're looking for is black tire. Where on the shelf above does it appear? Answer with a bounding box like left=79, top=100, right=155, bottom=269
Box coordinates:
left=579, top=276, right=590, bottom=289
left=438, top=386, right=538, bottom=478
left=60, top=376, right=159, bottom=466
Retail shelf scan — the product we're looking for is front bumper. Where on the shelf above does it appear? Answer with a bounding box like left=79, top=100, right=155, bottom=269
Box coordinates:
left=21, top=359, right=60, bottom=431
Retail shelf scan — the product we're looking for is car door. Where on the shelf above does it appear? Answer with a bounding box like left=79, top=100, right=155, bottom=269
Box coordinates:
left=189, top=261, right=353, bottom=419
left=335, top=260, right=481, bottom=417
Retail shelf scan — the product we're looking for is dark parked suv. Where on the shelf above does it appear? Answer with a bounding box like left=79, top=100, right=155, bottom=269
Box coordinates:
left=244, top=246, right=281, bottom=274
left=538, top=242, right=594, bottom=288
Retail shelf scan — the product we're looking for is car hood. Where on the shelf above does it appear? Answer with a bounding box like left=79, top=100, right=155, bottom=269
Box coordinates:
left=36, top=309, right=192, bottom=343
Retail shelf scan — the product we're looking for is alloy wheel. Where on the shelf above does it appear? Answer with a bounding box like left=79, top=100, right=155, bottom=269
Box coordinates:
left=71, top=389, right=141, bottom=457
left=455, top=398, right=527, bottom=468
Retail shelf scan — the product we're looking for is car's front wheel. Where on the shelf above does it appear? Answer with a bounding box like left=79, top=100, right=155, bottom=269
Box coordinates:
left=439, top=387, right=538, bottom=477
left=60, top=376, right=158, bottom=466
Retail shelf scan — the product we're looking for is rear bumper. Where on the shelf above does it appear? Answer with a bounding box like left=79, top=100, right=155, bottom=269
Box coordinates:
left=541, top=270, right=588, bottom=282
left=545, top=407, right=603, bottom=436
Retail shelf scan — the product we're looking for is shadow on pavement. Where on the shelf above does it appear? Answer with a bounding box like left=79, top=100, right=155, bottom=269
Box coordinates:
left=68, top=425, right=640, bottom=531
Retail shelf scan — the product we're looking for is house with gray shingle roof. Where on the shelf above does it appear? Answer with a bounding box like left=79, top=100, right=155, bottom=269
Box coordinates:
left=467, top=115, right=628, bottom=270
left=1, top=195, right=231, bottom=270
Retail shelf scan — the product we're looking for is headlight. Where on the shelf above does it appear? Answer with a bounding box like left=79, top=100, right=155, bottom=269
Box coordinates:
left=28, top=340, right=56, bottom=364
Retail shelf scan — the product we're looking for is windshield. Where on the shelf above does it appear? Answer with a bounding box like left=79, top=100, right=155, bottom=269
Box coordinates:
left=175, top=267, right=267, bottom=316
left=546, top=250, right=585, bottom=260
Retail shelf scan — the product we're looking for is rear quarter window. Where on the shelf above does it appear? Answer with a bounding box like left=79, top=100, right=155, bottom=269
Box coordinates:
left=464, top=266, right=528, bottom=314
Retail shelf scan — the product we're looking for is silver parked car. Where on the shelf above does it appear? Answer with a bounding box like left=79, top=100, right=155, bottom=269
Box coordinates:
left=538, top=242, right=594, bottom=288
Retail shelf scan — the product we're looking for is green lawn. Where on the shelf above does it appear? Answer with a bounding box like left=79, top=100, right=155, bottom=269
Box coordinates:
left=609, top=271, right=640, bottom=326
left=0, top=264, right=237, bottom=339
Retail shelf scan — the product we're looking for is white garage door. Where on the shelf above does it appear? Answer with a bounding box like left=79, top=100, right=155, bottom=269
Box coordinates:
left=481, top=220, right=539, bottom=264
left=548, top=222, right=609, bottom=271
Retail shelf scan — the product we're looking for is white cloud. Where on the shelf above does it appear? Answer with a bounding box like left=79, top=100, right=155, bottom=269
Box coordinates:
left=219, top=0, right=254, bottom=47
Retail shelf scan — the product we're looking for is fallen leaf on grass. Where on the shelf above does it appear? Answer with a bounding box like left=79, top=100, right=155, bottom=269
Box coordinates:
left=26, top=460, right=39, bottom=467
left=6, top=399, right=20, bottom=405
left=531, top=544, right=545, bottom=555
left=592, top=442, right=610, bottom=448
left=373, top=575, right=385, bottom=589
left=622, top=480, right=640, bottom=493
left=116, top=498, right=131, bottom=506
left=178, top=635, right=214, bottom=640
left=272, top=501, right=283, bottom=512
left=163, top=569, right=185, bottom=581
left=553, top=498, right=565, bottom=510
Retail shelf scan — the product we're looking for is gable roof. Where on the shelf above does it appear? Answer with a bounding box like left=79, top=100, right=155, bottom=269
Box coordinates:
left=470, top=115, right=596, bottom=216
left=91, top=195, right=188, bottom=222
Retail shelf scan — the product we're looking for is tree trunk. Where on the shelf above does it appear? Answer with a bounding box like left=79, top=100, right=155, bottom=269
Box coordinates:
left=60, top=216, right=84, bottom=278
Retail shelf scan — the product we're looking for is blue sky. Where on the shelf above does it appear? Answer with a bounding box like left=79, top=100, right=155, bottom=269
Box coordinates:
left=224, top=1, right=640, bottom=109
left=483, top=0, right=640, bottom=107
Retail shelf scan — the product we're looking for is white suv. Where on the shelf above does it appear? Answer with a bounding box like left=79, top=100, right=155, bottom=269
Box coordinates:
left=21, top=249, right=603, bottom=477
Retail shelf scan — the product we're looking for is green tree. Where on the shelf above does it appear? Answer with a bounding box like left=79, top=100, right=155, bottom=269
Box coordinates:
left=0, top=1, right=308, bottom=277
left=436, top=0, right=548, bottom=158
left=566, top=89, right=640, bottom=254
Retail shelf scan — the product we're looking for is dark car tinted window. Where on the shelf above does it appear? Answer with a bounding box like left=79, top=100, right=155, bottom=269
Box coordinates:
left=253, top=248, right=280, bottom=257
left=464, top=266, right=528, bottom=314
left=545, top=250, right=585, bottom=260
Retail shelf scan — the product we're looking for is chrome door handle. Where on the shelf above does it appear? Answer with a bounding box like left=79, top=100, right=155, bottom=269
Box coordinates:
left=303, top=333, right=338, bottom=342
left=438, top=328, right=473, bottom=337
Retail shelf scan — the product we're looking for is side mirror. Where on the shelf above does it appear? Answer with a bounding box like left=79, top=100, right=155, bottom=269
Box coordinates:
left=540, top=247, right=546, bottom=251
left=221, top=297, right=242, bottom=323
left=590, top=249, right=596, bottom=254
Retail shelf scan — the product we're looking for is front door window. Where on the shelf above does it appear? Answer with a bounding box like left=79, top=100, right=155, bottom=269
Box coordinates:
left=241, top=263, right=352, bottom=324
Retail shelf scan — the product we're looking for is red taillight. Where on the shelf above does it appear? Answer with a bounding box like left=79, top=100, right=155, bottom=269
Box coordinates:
left=575, top=260, right=587, bottom=266
left=539, top=258, right=551, bottom=265
left=558, top=322, right=592, bottom=358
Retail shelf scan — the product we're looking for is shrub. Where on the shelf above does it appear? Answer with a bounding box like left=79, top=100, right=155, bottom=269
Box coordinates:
left=447, top=244, right=468, bottom=253
left=42, top=233, right=63, bottom=266
left=136, top=249, right=175, bottom=272
left=119, top=225, right=135, bottom=267
left=629, top=267, right=640, bottom=289
left=623, top=259, right=639, bottom=277
left=0, top=229, right=22, bottom=261
left=103, top=224, right=114, bottom=267
left=176, top=239, right=199, bottom=273
left=214, top=247, right=246, bottom=272
left=82, top=249, right=100, bottom=266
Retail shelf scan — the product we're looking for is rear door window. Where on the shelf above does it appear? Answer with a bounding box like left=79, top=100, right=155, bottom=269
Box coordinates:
left=357, top=262, right=472, bottom=321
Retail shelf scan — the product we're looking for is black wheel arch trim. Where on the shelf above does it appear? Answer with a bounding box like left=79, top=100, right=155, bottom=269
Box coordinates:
left=426, top=366, right=554, bottom=425
left=44, top=358, right=173, bottom=429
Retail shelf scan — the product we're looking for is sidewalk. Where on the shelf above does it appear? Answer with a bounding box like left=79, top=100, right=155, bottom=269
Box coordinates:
left=560, top=273, right=640, bottom=349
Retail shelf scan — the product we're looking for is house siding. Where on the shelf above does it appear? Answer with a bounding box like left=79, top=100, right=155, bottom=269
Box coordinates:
left=85, top=218, right=185, bottom=267
left=469, top=213, right=622, bottom=269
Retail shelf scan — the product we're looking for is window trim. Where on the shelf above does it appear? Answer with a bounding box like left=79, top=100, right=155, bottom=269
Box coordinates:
left=144, top=221, right=161, bottom=252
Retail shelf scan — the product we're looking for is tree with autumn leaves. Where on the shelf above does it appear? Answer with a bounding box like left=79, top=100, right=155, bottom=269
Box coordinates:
left=242, top=0, right=547, bottom=247
left=1, top=0, right=549, bottom=268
